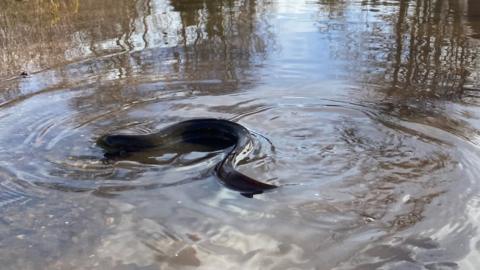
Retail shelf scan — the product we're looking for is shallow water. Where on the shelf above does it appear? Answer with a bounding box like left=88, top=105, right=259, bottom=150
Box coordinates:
left=0, top=0, right=480, bottom=269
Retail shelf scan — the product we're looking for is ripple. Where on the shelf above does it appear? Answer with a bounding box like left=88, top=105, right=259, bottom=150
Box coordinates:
left=227, top=97, right=479, bottom=241
left=0, top=100, right=474, bottom=268
left=0, top=77, right=478, bottom=270
left=0, top=90, right=279, bottom=199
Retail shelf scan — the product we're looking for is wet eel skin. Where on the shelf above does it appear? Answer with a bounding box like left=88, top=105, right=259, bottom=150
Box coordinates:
left=96, top=118, right=277, bottom=197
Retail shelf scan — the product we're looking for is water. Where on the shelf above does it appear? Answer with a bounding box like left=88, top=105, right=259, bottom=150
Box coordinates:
left=0, top=0, right=479, bottom=269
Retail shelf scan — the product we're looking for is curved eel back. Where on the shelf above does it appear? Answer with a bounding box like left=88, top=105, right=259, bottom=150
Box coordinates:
left=97, top=118, right=277, bottom=196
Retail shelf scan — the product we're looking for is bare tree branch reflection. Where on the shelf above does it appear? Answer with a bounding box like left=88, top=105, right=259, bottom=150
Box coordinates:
left=314, top=0, right=480, bottom=237
left=316, top=0, right=476, bottom=99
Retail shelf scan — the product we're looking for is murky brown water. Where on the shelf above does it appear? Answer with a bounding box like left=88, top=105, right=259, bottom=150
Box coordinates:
left=1, top=0, right=480, bottom=269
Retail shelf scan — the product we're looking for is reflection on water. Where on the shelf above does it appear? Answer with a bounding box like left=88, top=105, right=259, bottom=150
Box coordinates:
left=0, top=0, right=480, bottom=269
left=317, top=0, right=476, bottom=98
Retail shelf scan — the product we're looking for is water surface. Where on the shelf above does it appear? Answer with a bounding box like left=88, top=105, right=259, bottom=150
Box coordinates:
left=1, top=0, right=480, bottom=269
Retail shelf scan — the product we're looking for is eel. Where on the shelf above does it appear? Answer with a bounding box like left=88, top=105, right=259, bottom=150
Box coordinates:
left=97, top=118, right=277, bottom=197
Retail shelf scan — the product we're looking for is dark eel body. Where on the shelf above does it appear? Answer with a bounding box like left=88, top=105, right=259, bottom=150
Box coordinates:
left=97, top=118, right=277, bottom=197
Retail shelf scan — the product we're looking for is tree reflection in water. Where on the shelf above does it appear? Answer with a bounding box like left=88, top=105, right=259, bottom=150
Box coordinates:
left=1, top=1, right=480, bottom=269
left=0, top=0, right=274, bottom=113
left=313, top=0, right=480, bottom=236
left=318, top=0, right=476, bottom=99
